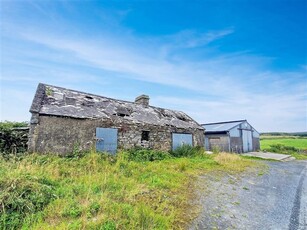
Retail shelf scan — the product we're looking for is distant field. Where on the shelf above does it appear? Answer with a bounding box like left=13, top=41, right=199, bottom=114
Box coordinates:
left=260, top=138, right=307, bottom=150
left=261, top=135, right=307, bottom=140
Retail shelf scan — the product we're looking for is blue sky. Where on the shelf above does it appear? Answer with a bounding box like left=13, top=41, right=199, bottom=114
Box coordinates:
left=0, top=0, right=306, bottom=132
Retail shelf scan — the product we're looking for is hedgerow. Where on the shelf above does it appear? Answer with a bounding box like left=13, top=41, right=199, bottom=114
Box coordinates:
left=0, top=121, right=28, bottom=155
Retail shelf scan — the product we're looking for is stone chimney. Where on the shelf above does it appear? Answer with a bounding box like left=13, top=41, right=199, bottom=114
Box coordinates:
left=135, top=94, right=150, bottom=107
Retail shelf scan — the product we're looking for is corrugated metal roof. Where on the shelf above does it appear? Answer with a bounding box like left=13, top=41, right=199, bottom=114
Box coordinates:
left=202, top=120, right=245, bottom=132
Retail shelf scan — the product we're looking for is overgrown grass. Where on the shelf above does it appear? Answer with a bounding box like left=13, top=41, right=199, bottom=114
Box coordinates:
left=0, top=149, right=256, bottom=229
left=126, top=147, right=171, bottom=162
left=170, top=145, right=204, bottom=158
left=260, top=138, right=307, bottom=160
left=214, top=153, right=256, bottom=171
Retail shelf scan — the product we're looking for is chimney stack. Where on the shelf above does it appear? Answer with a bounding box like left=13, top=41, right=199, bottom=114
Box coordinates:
left=135, top=95, right=150, bottom=107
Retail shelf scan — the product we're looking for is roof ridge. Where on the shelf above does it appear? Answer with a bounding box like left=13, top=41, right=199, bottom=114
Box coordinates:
left=201, top=120, right=246, bottom=126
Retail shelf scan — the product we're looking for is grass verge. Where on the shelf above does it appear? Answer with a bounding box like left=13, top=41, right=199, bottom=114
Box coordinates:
left=0, top=150, right=257, bottom=229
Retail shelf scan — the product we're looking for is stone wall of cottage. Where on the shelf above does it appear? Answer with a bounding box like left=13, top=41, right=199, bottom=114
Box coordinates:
left=28, top=114, right=204, bottom=154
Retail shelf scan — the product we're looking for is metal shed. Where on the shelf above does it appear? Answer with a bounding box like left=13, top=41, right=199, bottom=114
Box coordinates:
left=202, top=120, right=260, bottom=153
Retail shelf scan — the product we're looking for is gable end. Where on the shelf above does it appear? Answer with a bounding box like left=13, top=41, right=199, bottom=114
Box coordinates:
left=30, top=83, right=46, bottom=113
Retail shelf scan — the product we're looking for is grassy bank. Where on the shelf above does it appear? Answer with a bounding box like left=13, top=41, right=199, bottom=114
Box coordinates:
left=260, top=137, right=307, bottom=160
left=0, top=150, right=255, bottom=229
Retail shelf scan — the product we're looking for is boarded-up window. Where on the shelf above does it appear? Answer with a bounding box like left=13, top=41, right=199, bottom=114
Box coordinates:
left=172, top=133, right=193, bottom=150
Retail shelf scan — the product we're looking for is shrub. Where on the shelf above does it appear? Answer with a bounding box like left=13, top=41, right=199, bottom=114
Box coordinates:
left=266, top=144, right=300, bottom=154
left=269, top=144, right=297, bottom=152
left=0, top=121, right=28, bottom=155
left=170, top=145, right=203, bottom=158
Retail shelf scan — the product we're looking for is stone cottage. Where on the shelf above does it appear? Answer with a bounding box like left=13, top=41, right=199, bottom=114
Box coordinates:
left=28, top=83, right=204, bottom=154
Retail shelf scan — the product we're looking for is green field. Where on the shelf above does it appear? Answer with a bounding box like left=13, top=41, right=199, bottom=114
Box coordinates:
left=260, top=138, right=307, bottom=150
left=260, top=137, right=307, bottom=160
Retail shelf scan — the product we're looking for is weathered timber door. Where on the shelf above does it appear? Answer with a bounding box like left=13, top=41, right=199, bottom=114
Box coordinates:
left=96, top=128, right=118, bottom=154
left=242, top=130, right=253, bottom=152
left=172, top=133, right=193, bottom=151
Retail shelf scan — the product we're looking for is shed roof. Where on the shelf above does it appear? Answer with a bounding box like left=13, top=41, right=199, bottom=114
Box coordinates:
left=30, top=83, right=203, bottom=130
left=202, top=120, right=246, bottom=132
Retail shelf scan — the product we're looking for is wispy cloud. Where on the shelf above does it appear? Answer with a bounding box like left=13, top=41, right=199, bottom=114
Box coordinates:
left=15, top=29, right=274, bottom=94
left=1, top=2, right=306, bottom=131
left=164, top=28, right=234, bottom=48
left=154, top=91, right=306, bottom=132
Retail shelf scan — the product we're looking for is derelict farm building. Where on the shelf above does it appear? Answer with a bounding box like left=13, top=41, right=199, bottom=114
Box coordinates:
left=28, top=83, right=204, bottom=154
left=203, top=120, right=260, bottom=153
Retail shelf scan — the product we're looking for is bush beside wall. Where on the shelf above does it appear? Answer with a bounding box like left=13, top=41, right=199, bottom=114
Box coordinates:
left=0, top=121, right=28, bottom=155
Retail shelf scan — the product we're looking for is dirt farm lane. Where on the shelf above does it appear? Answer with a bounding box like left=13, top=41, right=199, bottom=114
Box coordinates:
left=189, top=160, right=307, bottom=230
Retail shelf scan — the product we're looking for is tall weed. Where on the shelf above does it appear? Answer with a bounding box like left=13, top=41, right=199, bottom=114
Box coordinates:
left=126, top=148, right=171, bottom=162
left=170, top=145, right=204, bottom=158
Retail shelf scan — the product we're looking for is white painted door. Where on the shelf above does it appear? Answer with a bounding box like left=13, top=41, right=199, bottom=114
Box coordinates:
left=242, top=130, right=253, bottom=152
left=96, top=128, right=118, bottom=154
left=247, top=131, right=253, bottom=151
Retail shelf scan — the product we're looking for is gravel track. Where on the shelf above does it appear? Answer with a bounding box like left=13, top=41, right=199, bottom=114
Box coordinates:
left=189, top=160, right=307, bottom=230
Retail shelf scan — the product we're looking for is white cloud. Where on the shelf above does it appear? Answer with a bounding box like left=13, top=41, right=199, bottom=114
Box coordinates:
left=153, top=92, right=307, bottom=132
left=17, top=30, right=280, bottom=96
left=1, top=10, right=306, bottom=131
